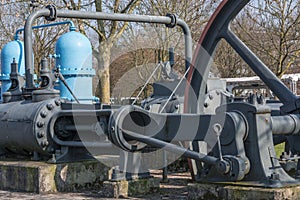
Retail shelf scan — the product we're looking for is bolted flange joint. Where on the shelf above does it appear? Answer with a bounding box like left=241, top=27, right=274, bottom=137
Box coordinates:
left=45, top=5, right=57, bottom=21
left=166, top=13, right=177, bottom=28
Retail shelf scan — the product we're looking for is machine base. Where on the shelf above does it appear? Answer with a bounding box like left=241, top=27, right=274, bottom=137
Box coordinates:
left=102, top=178, right=160, bottom=198
left=0, top=160, right=109, bottom=193
left=0, top=158, right=159, bottom=197
left=188, top=182, right=300, bottom=200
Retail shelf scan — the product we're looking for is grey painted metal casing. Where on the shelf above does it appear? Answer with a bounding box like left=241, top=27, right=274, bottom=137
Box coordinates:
left=0, top=98, right=61, bottom=155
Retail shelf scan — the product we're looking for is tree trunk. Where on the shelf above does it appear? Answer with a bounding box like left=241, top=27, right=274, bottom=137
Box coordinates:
left=96, top=42, right=112, bottom=104
left=97, top=68, right=111, bottom=104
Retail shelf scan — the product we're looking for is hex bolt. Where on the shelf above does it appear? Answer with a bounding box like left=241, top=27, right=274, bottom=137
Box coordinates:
left=42, top=141, right=49, bottom=147
left=55, top=99, right=61, bottom=106
left=37, top=121, right=45, bottom=128
left=38, top=131, right=45, bottom=138
left=40, top=111, right=48, bottom=118
left=270, top=172, right=279, bottom=181
left=47, top=103, right=54, bottom=110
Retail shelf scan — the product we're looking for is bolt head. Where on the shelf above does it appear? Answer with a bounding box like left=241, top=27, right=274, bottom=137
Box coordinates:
left=47, top=104, right=54, bottom=110
left=37, top=121, right=45, bottom=128
left=42, top=141, right=49, bottom=147
left=38, top=131, right=45, bottom=138
left=55, top=100, right=61, bottom=106
left=40, top=111, right=48, bottom=118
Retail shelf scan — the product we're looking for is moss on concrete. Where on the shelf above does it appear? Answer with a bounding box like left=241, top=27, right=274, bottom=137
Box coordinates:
left=0, top=160, right=110, bottom=193
left=188, top=183, right=300, bottom=200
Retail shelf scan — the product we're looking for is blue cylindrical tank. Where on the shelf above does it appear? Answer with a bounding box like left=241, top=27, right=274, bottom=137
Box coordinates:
left=55, top=30, right=95, bottom=103
left=0, top=40, right=25, bottom=100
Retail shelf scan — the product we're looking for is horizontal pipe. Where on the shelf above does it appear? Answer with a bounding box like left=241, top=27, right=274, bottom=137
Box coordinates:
left=15, top=20, right=75, bottom=40
left=123, top=129, right=218, bottom=166
left=272, top=114, right=300, bottom=135
left=24, top=7, right=193, bottom=91
left=56, top=10, right=192, bottom=70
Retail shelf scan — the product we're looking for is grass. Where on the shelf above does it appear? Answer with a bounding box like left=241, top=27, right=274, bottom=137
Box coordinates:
left=275, top=142, right=285, bottom=158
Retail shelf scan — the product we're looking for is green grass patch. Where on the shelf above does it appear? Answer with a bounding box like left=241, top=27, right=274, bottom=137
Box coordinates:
left=275, top=142, right=285, bottom=158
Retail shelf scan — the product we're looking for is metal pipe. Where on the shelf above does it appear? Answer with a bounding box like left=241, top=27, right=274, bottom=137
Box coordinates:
left=57, top=72, right=80, bottom=103
left=16, top=20, right=75, bottom=40
left=177, top=19, right=192, bottom=70
left=123, top=129, right=218, bottom=166
left=272, top=114, right=300, bottom=135
left=24, top=7, right=193, bottom=90
left=55, top=10, right=192, bottom=70
left=24, top=8, right=50, bottom=89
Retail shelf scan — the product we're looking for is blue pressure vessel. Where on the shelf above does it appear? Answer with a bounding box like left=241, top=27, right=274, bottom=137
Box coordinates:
left=55, top=30, right=95, bottom=103
left=0, top=40, right=25, bottom=100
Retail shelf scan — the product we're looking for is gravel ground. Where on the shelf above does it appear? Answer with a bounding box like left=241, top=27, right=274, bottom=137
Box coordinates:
left=0, top=171, right=191, bottom=200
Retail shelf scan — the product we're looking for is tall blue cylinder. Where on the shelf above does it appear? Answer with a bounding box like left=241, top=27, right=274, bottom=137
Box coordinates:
left=55, top=30, right=95, bottom=103
left=0, top=40, right=25, bottom=100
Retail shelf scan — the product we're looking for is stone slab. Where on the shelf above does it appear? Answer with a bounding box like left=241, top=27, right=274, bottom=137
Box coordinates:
left=0, top=160, right=110, bottom=193
left=102, top=178, right=160, bottom=198
left=188, top=183, right=300, bottom=200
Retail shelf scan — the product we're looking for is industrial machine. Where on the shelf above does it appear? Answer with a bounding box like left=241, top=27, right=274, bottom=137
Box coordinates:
left=1, top=0, right=300, bottom=188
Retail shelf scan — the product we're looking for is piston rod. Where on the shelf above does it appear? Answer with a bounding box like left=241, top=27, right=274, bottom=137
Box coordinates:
left=123, top=129, right=218, bottom=166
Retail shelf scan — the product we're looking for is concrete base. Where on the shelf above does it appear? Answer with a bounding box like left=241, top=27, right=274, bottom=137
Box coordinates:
left=0, top=159, right=160, bottom=198
left=102, top=178, right=160, bottom=198
left=188, top=183, right=300, bottom=200
left=0, top=160, right=109, bottom=193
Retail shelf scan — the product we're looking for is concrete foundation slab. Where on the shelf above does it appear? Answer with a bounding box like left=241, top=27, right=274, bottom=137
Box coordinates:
left=0, top=159, right=160, bottom=198
left=0, top=160, right=109, bottom=193
left=102, top=178, right=160, bottom=198
left=188, top=183, right=300, bottom=200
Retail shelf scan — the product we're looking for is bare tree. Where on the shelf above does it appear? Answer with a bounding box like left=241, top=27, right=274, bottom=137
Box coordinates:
left=0, top=0, right=68, bottom=73
left=234, top=0, right=300, bottom=77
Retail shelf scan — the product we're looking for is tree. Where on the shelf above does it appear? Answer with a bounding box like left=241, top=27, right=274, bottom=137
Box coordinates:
left=234, top=0, right=300, bottom=77
left=0, top=0, right=68, bottom=73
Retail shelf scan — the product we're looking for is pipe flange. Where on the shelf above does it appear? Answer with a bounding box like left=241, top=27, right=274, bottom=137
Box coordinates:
left=45, top=5, right=57, bottom=21
left=166, top=13, right=177, bottom=28
left=34, top=98, right=62, bottom=152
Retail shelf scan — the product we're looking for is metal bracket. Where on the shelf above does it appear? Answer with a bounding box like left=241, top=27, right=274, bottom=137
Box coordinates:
left=166, top=13, right=177, bottom=28
left=45, top=5, right=57, bottom=21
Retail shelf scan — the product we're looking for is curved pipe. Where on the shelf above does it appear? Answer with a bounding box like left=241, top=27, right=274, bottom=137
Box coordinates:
left=24, top=8, right=50, bottom=90
left=23, top=7, right=192, bottom=91
left=16, top=20, right=75, bottom=40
